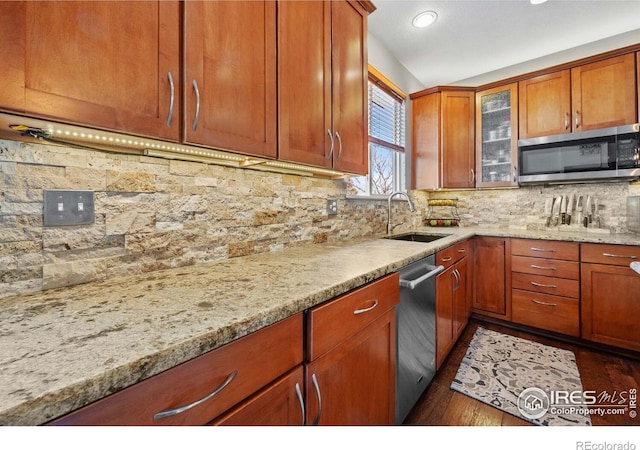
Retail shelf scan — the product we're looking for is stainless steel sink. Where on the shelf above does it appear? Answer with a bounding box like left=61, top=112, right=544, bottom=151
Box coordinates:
left=384, top=233, right=450, bottom=243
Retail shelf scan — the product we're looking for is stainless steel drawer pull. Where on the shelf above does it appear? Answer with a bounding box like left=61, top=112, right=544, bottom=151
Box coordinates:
left=311, top=373, right=322, bottom=426
left=531, top=281, right=557, bottom=288
left=531, top=299, right=558, bottom=307
left=153, top=370, right=237, bottom=421
left=354, top=299, right=378, bottom=315
left=192, top=79, right=201, bottom=131
left=457, top=248, right=466, bottom=253
left=295, top=382, right=305, bottom=426
left=441, top=256, right=452, bottom=262
left=602, top=253, right=637, bottom=259
left=530, top=264, right=557, bottom=271
left=530, top=247, right=556, bottom=253
left=166, top=71, right=175, bottom=127
left=335, top=131, right=343, bottom=161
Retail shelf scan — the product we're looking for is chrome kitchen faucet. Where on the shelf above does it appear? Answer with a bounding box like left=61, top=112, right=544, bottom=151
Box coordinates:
left=387, top=191, right=415, bottom=235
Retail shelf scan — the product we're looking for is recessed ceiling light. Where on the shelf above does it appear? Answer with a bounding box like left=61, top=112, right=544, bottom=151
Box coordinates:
left=412, top=11, right=438, bottom=28
left=530, top=0, right=548, bottom=4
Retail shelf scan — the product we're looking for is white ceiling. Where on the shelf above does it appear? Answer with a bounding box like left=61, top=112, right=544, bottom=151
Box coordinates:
left=368, top=0, right=640, bottom=90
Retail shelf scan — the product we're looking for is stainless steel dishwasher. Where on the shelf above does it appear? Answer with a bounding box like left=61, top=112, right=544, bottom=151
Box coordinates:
left=395, top=255, right=444, bottom=424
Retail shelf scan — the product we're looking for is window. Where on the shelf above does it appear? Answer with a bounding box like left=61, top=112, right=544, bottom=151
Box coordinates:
left=347, top=71, right=406, bottom=197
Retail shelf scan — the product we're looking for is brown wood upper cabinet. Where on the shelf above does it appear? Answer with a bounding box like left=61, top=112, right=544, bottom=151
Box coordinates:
left=519, top=53, right=637, bottom=139
left=278, top=0, right=369, bottom=175
left=0, top=1, right=181, bottom=141
left=184, top=1, right=277, bottom=158
left=475, top=83, right=518, bottom=187
left=411, top=88, right=475, bottom=189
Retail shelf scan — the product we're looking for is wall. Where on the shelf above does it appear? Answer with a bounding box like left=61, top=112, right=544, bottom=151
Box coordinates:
left=0, top=138, right=427, bottom=299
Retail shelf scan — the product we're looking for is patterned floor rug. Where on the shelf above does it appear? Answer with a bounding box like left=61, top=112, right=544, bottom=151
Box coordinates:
left=451, top=327, right=591, bottom=426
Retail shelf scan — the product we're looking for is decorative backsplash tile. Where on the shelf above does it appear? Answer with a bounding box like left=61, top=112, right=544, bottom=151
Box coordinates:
left=1, top=137, right=638, bottom=298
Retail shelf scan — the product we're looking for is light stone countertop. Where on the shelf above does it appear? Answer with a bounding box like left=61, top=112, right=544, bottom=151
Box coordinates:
left=2, top=227, right=639, bottom=425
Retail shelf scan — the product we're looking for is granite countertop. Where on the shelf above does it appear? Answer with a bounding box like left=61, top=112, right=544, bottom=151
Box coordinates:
left=2, top=227, right=639, bottom=425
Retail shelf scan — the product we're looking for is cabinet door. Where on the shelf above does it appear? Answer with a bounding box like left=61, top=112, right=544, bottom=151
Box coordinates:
left=277, top=0, right=332, bottom=168
left=184, top=1, right=277, bottom=158
left=211, top=367, right=305, bottom=426
left=305, top=310, right=396, bottom=425
left=475, top=83, right=518, bottom=187
left=436, top=266, right=454, bottom=369
left=519, top=70, right=571, bottom=139
left=331, top=0, right=368, bottom=175
left=571, top=53, right=637, bottom=132
left=472, top=237, right=507, bottom=316
left=442, top=91, right=475, bottom=188
left=581, top=263, right=640, bottom=352
left=411, top=93, right=440, bottom=189
left=1, top=1, right=180, bottom=141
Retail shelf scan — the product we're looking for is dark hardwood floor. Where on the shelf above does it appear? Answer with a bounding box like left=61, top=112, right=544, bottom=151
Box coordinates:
left=403, top=318, right=640, bottom=426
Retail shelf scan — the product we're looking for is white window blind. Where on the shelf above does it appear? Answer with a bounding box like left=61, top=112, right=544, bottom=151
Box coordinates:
left=368, top=77, right=405, bottom=152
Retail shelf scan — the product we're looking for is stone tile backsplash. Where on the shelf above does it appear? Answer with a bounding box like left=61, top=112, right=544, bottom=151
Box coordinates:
left=422, top=182, right=640, bottom=233
left=1, top=137, right=639, bottom=298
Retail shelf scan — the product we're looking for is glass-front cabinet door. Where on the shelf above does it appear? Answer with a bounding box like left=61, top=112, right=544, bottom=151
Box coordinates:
left=475, top=83, right=518, bottom=187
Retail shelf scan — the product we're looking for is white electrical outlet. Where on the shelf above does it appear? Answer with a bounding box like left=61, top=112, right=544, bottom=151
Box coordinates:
left=327, top=199, right=338, bottom=216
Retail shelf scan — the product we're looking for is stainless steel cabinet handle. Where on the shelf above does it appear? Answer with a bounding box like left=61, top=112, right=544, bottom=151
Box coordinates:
left=452, top=268, right=460, bottom=291
left=326, top=129, right=334, bottom=160
left=531, top=281, right=557, bottom=289
left=335, top=131, right=342, bottom=161
left=531, top=299, right=558, bottom=307
left=469, top=169, right=475, bottom=184
left=441, top=256, right=452, bottom=262
left=153, top=370, right=237, bottom=421
left=166, top=72, right=175, bottom=127
left=457, top=248, right=466, bottom=253
left=575, top=110, right=580, bottom=129
left=295, top=382, right=305, bottom=426
left=530, top=264, right=557, bottom=271
left=602, top=253, right=637, bottom=259
left=564, top=112, right=569, bottom=130
left=354, top=299, right=378, bottom=315
left=311, top=373, right=322, bottom=426
left=530, top=247, right=556, bottom=253
left=192, top=80, right=201, bottom=131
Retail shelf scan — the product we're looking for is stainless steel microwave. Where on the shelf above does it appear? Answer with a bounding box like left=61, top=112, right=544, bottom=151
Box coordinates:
left=517, top=124, right=640, bottom=185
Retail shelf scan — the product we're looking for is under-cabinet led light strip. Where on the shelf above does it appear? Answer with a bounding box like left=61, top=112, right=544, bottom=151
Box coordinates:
left=0, top=112, right=348, bottom=179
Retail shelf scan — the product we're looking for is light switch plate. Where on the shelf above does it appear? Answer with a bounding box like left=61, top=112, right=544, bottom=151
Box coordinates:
left=44, top=190, right=95, bottom=226
left=327, top=199, right=338, bottom=216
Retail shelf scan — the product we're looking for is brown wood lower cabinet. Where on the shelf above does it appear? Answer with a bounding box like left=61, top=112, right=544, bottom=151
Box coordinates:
left=471, top=236, right=508, bottom=318
left=581, top=243, right=640, bottom=352
left=305, top=274, right=399, bottom=425
left=211, top=366, right=305, bottom=426
left=436, top=241, right=470, bottom=369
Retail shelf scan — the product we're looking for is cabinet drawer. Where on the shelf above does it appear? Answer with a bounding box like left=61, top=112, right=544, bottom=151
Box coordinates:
left=512, top=289, right=579, bottom=337
left=511, top=239, right=579, bottom=261
left=581, top=243, right=640, bottom=266
left=306, top=273, right=399, bottom=361
left=511, top=255, right=579, bottom=280
left=437, top=240, right=470, bottom=268
left=49, top=313, right=303, bottom=425
left=511, top=272, right=579, bottom=298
